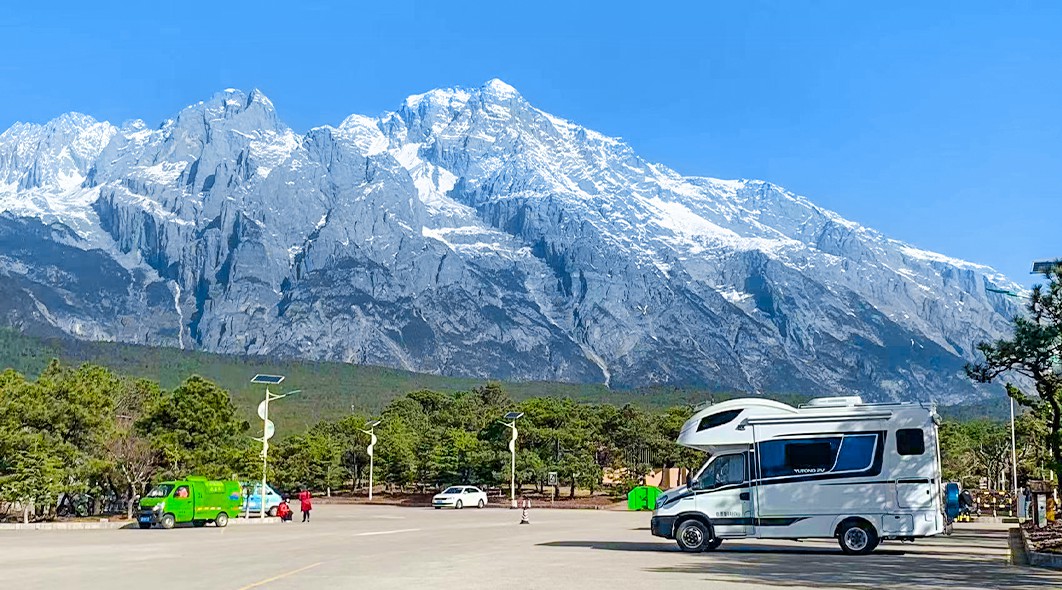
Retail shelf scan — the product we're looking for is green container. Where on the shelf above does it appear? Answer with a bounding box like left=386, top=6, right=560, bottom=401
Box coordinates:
left=627, top=485, right=662, bottom=511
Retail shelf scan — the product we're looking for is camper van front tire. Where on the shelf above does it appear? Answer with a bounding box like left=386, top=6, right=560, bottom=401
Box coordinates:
left=159, top=514, right=175, bottom=530
left=837, top=519, right=878, bottom=555
left=675, top=520, right=718, bottom=552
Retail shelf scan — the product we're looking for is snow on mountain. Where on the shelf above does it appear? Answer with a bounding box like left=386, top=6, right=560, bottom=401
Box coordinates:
left=0, top=81, right=1023, bottom=401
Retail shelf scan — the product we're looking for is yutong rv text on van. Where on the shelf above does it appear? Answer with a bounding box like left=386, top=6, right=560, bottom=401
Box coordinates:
left=650, top=396, right=945, bottom=554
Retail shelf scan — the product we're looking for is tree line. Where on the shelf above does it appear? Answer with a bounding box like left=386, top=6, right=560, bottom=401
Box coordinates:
left=268, top=385, right=703, bottom=498
left=0, top=362, right=255, bottom=522
left=0, top=363, right=705, bottom=521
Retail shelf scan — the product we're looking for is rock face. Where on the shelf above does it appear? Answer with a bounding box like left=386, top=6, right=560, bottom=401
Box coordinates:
left=0, top=81, right=1023, bottom=401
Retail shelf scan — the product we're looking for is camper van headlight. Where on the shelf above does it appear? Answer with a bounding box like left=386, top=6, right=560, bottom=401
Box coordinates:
left=153, top=502, right=164, bottom=513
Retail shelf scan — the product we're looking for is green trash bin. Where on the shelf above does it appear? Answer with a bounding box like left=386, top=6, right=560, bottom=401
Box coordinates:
left=627, top=485, right=663, bottom=511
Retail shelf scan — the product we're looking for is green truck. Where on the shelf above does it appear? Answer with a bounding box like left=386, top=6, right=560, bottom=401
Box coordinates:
left=138, top=476, right=243, bottom=529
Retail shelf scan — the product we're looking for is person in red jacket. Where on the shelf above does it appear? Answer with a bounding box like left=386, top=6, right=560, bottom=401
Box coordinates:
left=276, top=499, right=292, bottom=522
left=298, top=487, right=312, bottom=522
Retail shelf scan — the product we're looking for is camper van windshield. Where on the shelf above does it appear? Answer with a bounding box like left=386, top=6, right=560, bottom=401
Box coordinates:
left=692, top=454, right=745, bottom=489
left=146, top=484, right=174, bottom=498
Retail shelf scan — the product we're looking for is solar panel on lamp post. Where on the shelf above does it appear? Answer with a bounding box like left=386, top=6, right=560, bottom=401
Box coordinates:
left=359, top=420, right=382, bottom=501
left=250, top=374, right=300, bottom=518
left=499, top=412, right=524, bottom=508
left=1032, top=260, right=1060, bottom=275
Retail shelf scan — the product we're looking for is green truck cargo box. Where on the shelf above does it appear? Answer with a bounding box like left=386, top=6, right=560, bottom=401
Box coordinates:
left=138, top=476, right=243, bottom=529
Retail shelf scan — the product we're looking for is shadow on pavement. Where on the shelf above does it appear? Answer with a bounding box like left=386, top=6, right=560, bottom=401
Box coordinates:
left=540, top=536, right=1058, bottom=589
left=540, top=540, right=679, bottom=552
left=538, top=540, right=905, bottom=556
left=646, top=548, right=1054, bottom=589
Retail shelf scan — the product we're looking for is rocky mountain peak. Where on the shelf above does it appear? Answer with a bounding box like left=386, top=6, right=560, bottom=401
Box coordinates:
left=0, top=83, right=1026, bottom=402
left=0, top=112, right=116, bottom=192
left=482, top=78, right=521, bottom=99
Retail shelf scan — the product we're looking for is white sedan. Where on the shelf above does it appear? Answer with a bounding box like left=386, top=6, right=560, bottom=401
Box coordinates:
left=432, top=486, right=488, bottom=509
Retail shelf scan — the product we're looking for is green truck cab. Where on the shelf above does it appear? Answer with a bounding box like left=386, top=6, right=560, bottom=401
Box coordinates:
left=138, top=476, right=243, bottom=529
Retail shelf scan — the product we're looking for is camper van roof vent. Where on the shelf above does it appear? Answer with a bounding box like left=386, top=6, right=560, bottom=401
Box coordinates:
left=803, top=396, right=863, bottom=408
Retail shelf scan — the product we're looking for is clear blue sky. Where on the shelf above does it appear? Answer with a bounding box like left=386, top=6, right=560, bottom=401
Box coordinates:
left=2, top=1, right=1058, bottom=285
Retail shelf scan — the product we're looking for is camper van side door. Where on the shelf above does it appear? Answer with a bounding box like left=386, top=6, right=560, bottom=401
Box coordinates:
left=692, top=453, right=753, bottom=538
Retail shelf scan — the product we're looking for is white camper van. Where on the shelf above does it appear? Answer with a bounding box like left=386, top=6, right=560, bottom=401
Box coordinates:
left=650, top=396, right=945, bottom=554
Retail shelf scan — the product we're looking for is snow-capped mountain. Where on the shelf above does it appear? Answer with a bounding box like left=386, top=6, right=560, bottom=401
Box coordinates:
left=0, top=80, right=1022, bottom=401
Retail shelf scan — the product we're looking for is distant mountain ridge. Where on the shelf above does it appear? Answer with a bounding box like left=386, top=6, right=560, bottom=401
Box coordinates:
left=0, top=80, right=1021, bottom=402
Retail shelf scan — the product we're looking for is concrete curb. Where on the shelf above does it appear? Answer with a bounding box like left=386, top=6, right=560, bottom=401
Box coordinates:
left=0, top=520, right=132, bottom=531
left=0, top=516, right=280, bottom=531
left=973, top=516, right=1019, bottom=524
left=1020, top=527, right=1062, bottom=570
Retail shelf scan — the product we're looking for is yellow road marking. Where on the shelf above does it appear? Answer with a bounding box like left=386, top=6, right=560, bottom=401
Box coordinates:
left=236, top=562, right=323, bottom=590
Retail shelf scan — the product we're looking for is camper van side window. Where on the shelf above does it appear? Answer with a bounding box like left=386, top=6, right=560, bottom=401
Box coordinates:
left=896, top=428, right=925, bottom=456
left=759, top=437, right=841, bottom=478
left=697, top=409, right=742, bottom=432
left=834, top=434, right=878, bottom=471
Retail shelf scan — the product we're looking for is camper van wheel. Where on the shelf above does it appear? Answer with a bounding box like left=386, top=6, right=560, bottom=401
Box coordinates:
left=675, top=520, right=711, bottom=552
left=192, top=520, right=206, bottom=527
left=837, top=519, right=878, bottom=555
left=215, top=512, right=230, bottom=528
left=159, top=514, right=175, bottom=530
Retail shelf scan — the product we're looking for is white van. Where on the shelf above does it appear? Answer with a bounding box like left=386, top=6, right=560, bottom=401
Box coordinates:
left=650, top=396, right=945, bottom=554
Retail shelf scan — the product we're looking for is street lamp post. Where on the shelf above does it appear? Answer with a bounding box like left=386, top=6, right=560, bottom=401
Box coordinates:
left=1010, top=397, right=1018, bottom=507
left=985, top=288, right=1024, bottom=510
left=499, top=412, right=523, bottom=509
left=251, top=374, right=300, bottom=518
left=360, top=420, right=381, bottom=501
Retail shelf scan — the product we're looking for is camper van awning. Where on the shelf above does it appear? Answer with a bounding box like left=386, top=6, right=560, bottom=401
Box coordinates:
left=740, top=411, right=893, bottom=428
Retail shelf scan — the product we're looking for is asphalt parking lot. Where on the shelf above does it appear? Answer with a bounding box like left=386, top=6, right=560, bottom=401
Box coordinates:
left=0, top=505, right=1056, bottom=589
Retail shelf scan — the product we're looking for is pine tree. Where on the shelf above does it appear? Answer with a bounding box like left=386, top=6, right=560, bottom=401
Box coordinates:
left=967, top=264, right=1062, bottom=492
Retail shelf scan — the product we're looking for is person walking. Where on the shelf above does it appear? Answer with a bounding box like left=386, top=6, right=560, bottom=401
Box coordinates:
left=299, top=487, right=312, bottom=522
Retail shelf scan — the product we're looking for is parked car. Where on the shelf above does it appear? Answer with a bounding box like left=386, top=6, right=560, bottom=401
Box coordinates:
left=432, top=486, right=488, bottom=509
left=241, top=482, right=285, bottom=516
left=138, top=476, right=242, bottom=529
